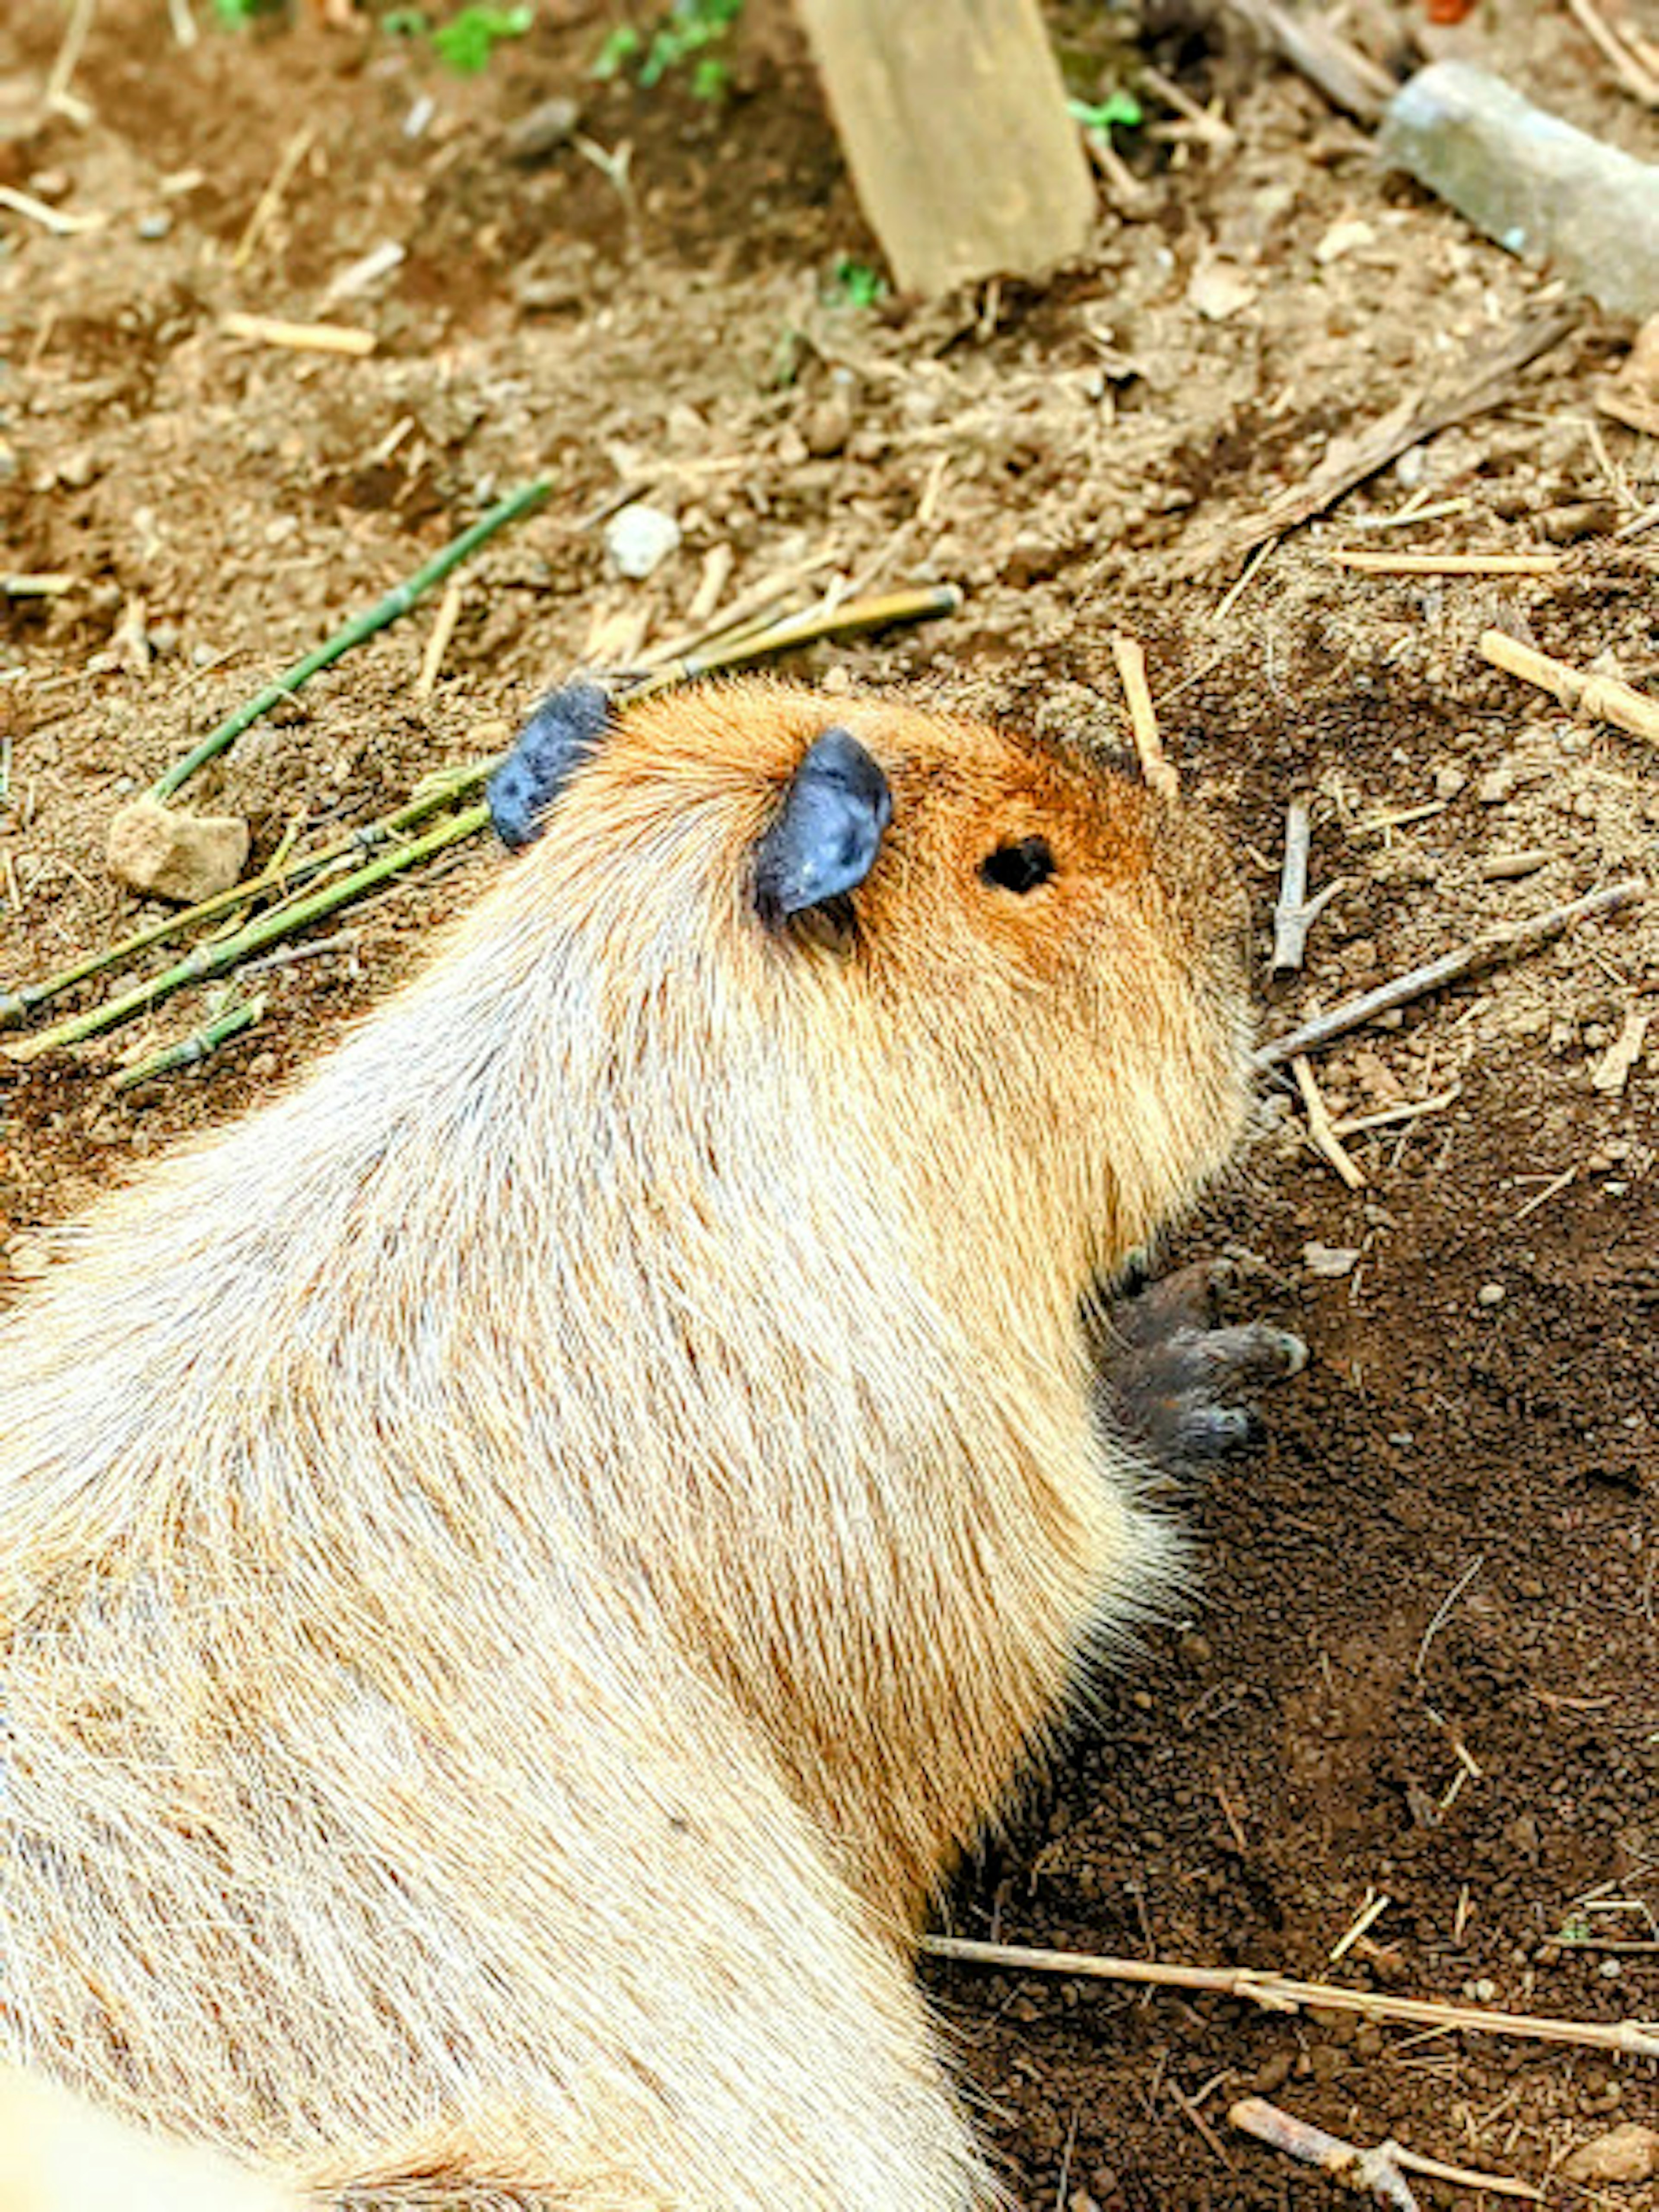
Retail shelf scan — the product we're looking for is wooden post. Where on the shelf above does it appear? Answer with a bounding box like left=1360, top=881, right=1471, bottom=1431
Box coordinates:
left=793, top=0, right=1096, bottom=296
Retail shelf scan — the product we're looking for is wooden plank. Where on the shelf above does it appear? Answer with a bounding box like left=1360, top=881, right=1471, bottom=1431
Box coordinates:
left=793, top=0, right=1095, bottom=296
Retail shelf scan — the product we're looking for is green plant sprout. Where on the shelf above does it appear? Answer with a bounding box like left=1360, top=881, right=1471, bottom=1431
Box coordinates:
left=1067, top=89, right=1143, bottom=137
left=592, top=0, right=741, bottom=100
left=828, top=255, right=885, bottom=310
left=430, top=4, right=534, bottom=73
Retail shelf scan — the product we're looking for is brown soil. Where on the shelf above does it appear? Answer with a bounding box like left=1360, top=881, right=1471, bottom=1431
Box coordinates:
left=1, top=2, right=1656, bottom=2206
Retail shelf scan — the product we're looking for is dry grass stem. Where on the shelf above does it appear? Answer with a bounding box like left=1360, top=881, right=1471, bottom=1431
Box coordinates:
left=1330, top=550, right=1563, bottom=576
left=922, top=1934, right=1659, bottom=2058
left=219, top=312, right=376, bottom=358
left=0, top=184, right=103, bottom=236
left=1329, top=1890, right=1392, bottom=1965
left=1512, top=1164, right=1577, bottom=1222
left=1331, top=1084, right=1460, bottom=1138
left=415, top=579, right=464, bottom=701
left=1109, top=633, right=1179, bottom=800
left=1292, top=1054, right=1367, bottom=1188
left=1255, top=879, right=1646, bottom=1067
left=43, top=0, right=97, bottom=112
left=1188, top=310, right=1579, bottom=573
left=2, top=572, right=76, bottom=597
left=1480, top=629, right=1659, bottom=745
left=232, top=123, right=318, bottom=268
left=1347, top=496, right=1474, bottom=532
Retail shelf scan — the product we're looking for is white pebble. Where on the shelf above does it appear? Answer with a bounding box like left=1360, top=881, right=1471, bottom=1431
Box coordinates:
left=604, top=504, right=682, bottom=582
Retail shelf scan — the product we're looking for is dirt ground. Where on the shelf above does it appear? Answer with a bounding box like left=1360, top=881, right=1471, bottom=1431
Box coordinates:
left=1, top=0, right=1656, bottom=2204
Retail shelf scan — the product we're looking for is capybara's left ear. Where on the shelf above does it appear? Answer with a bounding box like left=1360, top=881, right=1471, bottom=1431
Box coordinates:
left=488, top=680, right=613, bottom=850
left=753, top=727, right=892, bottom=931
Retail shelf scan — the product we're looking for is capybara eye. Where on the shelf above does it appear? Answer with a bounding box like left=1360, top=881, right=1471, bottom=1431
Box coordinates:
left=980, top=837, right=1056, bottom=895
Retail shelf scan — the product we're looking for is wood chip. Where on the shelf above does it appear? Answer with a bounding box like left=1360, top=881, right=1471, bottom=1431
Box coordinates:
left=1590, top=1008, right=1650, bottom=1094
left=219, top=312, right=377, bottom=358
left=1332, top=550, right=1563, bottom=576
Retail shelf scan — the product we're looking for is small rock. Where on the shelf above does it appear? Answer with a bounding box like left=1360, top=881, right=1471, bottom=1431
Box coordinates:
left=1561, top=2124, right=1659, bottom=2184
left=1433, top=766, right=1467, bottom=799
left=57, top=447, right=98, bottom=490
left=1303, top=1243, right=1360, bottom=1278
left=603, top=503, right=681, bottom=582
left=802, top=393, right=853, bottom=458
left=1252, top=2050, right=1295, bottom=2094
left=1476, top=764, right=1517, bottom=804
left=1314, top=216, right=1375, bottom=264
left=106, top=795, right=250, bottom=905
left=136, top=210, right=172, bottom=242
left=1541, top=499, right=1617, bottom=544
left=1477, top=1282, right=1506, bottom=1307
left=1187, top=257, right=1257, bottom=321
left=501, top=95, right=581, bottom=163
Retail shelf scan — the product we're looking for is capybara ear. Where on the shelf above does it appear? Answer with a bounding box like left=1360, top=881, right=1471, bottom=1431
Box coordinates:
left=753, top=728, right=892, bottom=931
left=488, top=681, right=613, bottom=850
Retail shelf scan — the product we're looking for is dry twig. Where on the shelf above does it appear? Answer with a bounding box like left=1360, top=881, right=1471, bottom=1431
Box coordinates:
left=1185, top=311, right=1580, bottom=575
left=1109, top=633, right=1178, bottom=799
left=1219, top=0, right=1394, bottom=122
left=1562, top=0, right=1659, bottom=106
left=1232, top=2098, right=1544, bottom=2207
left=1231, top=2099, right=1420, bottom=2210
left=1481, top=629, right=1659, bottom=745
left=922, top=1933, right=1659, bottom=2059
left=1255, top=879, right=1646, bottom=1067
left=1271, top=799, right=1342, bottom=973
left=1292, top=1055, right=1366, bottom=1189
left=415, top=579, right=464, bottom=701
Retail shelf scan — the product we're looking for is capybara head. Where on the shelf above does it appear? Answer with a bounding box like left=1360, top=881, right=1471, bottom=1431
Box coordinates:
left=486, top=676, right=1251, bottom=1292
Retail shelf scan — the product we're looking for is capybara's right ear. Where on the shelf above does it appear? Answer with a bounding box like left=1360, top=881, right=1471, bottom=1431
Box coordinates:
left=487, top=681, right=613, bottom=850
left=753, top=728, right=892, bottom=932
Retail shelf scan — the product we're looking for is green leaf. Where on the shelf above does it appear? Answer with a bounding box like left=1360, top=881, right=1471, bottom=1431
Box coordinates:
left=830, top=255, right=885, bottom=310
left=591, top=22, right=642, bottom=77
left=1067, top=90, right=1142, bottom=135
left=430, top=3, right=533, bottom=74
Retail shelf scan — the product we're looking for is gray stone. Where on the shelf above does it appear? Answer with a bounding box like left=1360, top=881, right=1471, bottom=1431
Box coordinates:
left=1380, top=62, right=1659, bottom=320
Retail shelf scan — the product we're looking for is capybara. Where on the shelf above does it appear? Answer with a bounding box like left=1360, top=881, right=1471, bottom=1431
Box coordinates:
left=0, top=677, right=1294, bottom=2206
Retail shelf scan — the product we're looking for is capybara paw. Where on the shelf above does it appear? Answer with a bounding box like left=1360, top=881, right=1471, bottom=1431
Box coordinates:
left=1096, top=1260, right=1305, bottom=1468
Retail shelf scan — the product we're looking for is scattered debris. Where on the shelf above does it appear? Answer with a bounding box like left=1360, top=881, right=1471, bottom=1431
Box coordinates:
left=1303, top=1242, right=1360, bottom=1278
left=1589, top=1008, right=1650, bottom=1094
left=1231, top=2097, right=1420, bottom=2210
left=1184, top=308, right=1578, bottom=572
left=500, top=95, right=582, bottom=163
left=1480, top=629, right=1659, bottom=746
left=1256, top=880, right=1646, bottom=1067
left=106, top=795, right=251, bottom=906
left=1379, top=61, right=1659, bottom=319
left=1292, top=1053, right=1367, bottom=1188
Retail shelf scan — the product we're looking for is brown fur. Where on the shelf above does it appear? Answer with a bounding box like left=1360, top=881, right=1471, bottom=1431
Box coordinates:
left=0, top=680, right=1252, bottom=2207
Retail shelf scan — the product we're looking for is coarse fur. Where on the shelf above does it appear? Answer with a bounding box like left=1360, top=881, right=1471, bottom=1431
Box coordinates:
left=0, top=680, right=1254, bottom=2207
